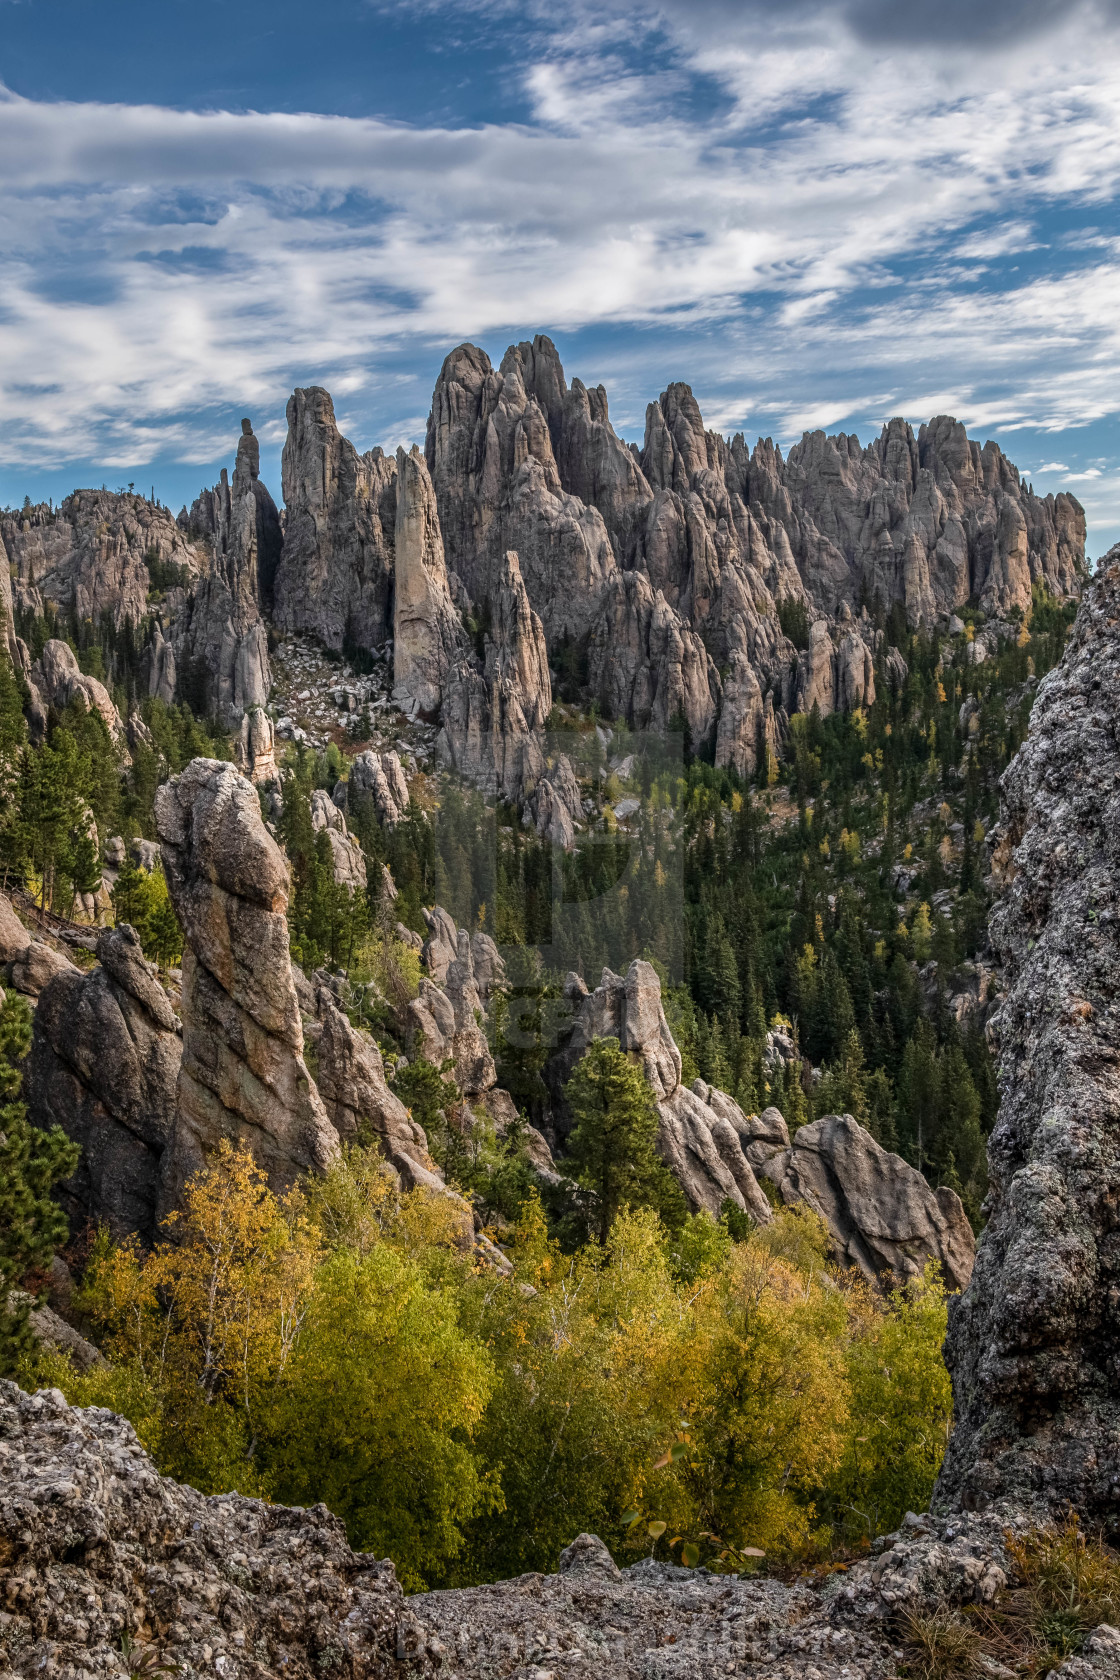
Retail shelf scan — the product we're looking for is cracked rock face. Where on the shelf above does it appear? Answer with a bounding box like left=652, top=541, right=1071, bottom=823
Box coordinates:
left=407, top=926, right=497, bottom=1099
left=154, top=759, right=339, bottom=1204
left=336, top=748, right=410, bottom=829
left=181, top=420, right=278, bottom=725
left=937, top=549, right=1120, bottom=1524
left=30, top=638, right=130, bottom=757
left=9, top=1378, right=1119, bottom=1680
left=310, top=789, right=367, bottom=892
left=314, top=989, right=438, bottom=1188
left=275, top=387, right=399, bottom=655
left=392, top=445, right=465, bottom=720
left=437, top=549, right=550, bottom=800
left=25, top=925, right=181, bottom=1242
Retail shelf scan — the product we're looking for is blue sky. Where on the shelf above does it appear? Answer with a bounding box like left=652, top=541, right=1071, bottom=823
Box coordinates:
left=3, top=0, right=1120, bottom=557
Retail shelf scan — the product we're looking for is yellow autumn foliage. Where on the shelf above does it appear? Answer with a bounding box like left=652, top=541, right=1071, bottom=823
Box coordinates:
left=47, top=1144, right=952, bottom=1589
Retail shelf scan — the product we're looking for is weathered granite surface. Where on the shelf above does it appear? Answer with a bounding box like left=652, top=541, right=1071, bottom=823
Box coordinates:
left=154, top=759, right=340, bottom=1204
left=937, top=546, right=1120, bottom=1523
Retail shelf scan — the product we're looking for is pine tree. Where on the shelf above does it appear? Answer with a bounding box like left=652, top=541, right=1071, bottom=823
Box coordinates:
left=563, top=1037, right=687, bottom=1243
left=0, top=995, right=79, bottom=1374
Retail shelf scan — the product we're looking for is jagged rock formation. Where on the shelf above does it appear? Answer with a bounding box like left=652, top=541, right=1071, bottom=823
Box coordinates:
left=551, top=961, right=974, bottom=1280
left=335, top=747, right=410, bottom=828
left=1, top=490, right=199, bottom=629
left=0, top=1381, right=427, bottom=1680
left=553, top=961, right=774, bottom=1223
left=425, top=339, right=619, bottom=643
left=392, top=445, right=465, bottom=719
left=154, top=759, right=340, bottom=1204
left=236, top=702, right=278, bottom=784
left=407, top=927, right=498, bottom=1099
left=314, top=989, right=440, bottom=1188
left=275, top=386, right=398, bottom=652
left=437, top=549, right=550, bottom=799
left=28, top=638, right=130, bottom=756
left=26, top=924, right=181, bottom=1242
left=937, top=549, right=1120, bottom=1522
left=418, top=334, right=1084, bottom=770
left=751, top=1111, right=975, bottom=1291
left=181, top=419, right=276, bottom=724
left=310, top=788, right=367, bottom=891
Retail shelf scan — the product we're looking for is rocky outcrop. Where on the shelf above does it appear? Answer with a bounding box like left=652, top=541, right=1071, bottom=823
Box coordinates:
left=392, top=445, right=464, bottom=719
left=314, top=989, right=439, bottom=1187
left=425, top=338, right=619, bottom=642
left=524, top=751, right=583, bottom=848
left=25, top=924, right=181, bottom=1242
left=407, top=928, right=497, bottom=1099
left=553, top=961, right=774, bottom=1223
left=336, top=748, right=410, bottom=828
left=937, top=550, right=1120, bottom=1522
left=181, top=419, right=276, bottom=724
left=0, top=892, right=78, bottom=999
left=154, top=759, right=340, bottom=1204
left=0, top=1381, right=427, bottom=1680
left=751, top=1111, right=975, bottom=1291
left=30, top=638, right=129, bottom=755
left=792, top=614, right=877, bottom=718
left=551, top=961, right=974, bottom=1278
left=437, top=550, right=550, bottom=799
left=275, top=386, right=398, bottom=654
left=2, top=489, right=199, bottom=630
left=236, top=703, right=278, bottom=784
left=14, top=1376, right=1114, bottom=1680
left=310, top=788, right=367, bottom=892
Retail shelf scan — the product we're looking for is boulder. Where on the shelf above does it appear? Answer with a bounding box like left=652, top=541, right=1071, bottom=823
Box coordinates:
left=25, top=924, right=181, bottom=1242
left=154, top=759, right=340, bottom=1204
left=9, top=938, right=76, bottom=999
left=0, top=893, right=30, bottom=963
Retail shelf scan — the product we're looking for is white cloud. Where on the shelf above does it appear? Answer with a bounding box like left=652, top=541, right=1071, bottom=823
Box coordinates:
left=1, top=0, right=1120, bottom=530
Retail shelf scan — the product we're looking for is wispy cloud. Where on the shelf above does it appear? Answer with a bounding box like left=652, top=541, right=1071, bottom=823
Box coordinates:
left=1, top=0, right=1120, bottom=552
